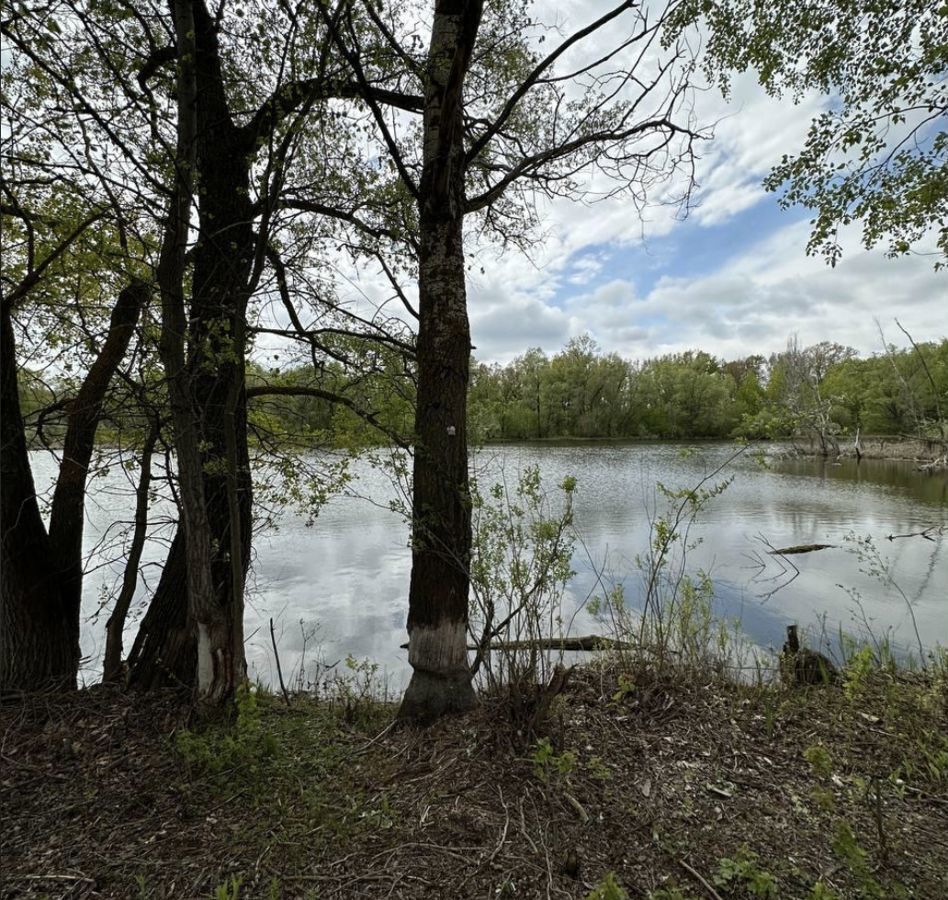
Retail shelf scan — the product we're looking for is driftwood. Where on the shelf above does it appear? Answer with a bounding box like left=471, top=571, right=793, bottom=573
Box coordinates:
left=475, top=635, right=634, bottom=652
left=886, top=526, right=943, bottom=542
left=399, top=635, right=632, bottom=652
left=767, top=543, right=834, bottom=555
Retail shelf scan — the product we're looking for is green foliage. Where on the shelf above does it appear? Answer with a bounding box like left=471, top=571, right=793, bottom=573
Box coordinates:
left=175, top=685, right=277, bottom=785
left=670, top=0, right=948, bottom=266
left=469, top=464, right=576, bottom=702
left=804, top=743, right=833, bottom=780
left=468, top=335, right=948, bottom=445
left=843, top=646, right=877, bottom=702
left=586, top=871, right=629, bottom=900
left=529, top=736, right=577, bottom=784
left=649, top=889, right=696, bottom=900
left=831, top=822, right=884, bottom=898
left=714, top=846, right=778, bottom=898
left=328, top=655, right=386, bottom=726
left=211, top=876, right=242, bottom=900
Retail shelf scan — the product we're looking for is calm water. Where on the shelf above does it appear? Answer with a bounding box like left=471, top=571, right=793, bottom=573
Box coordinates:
left=32, top=445, right=948, bottom=688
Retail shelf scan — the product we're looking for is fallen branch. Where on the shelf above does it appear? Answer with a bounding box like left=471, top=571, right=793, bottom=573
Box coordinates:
left=886, top=526, right=943, bottom=542
left=677, top=858, right=725, bottom=900
left=767, top=543, right=834, bottom=555
left=400, top=634, right=633, bottom=652
left=477, top=635, right=634, bottom=652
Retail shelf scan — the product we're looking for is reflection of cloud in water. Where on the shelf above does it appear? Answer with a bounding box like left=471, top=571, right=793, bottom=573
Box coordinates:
left=33, top=445, right=945, bottom=687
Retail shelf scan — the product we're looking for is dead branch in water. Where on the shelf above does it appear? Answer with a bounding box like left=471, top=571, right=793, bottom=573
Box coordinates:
left=886, top=526, right=944, bottom=542
left=767, top=543, right=835, bottom=555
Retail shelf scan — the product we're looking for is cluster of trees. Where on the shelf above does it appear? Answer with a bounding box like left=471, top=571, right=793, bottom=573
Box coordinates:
left=2, top=0, right=703, bottom=716
left=2, top=0, right=943, bottom=721
left=468, top=335, right=948, bottom=445
left=233, top=334, right=948, bottom=447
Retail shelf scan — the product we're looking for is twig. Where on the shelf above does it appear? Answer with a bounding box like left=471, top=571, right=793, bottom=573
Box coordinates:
left=489, top=786, right=511, bottom=864
left=354, top=720, right=397, bottom=754
left=677, top=858, right=725, bottom=900
left=563, top=790, right=590, bottom=824
left=269, top=617, right=291, bottom=707
left=18, top=874, right=95, bottom=883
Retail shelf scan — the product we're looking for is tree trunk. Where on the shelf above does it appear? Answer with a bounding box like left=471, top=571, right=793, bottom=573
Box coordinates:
left=1, top=281, right=145, bottom=693
left=47, top=282, right=146, bottom=662
left=0, top=305, right=74, bottom=692
left=125, top=530, right=194, bottom=690
left=103, top=422, right=157, bottom=683
left=183, top=0, right=253, bottom=705
left=398, top=0, right=484, bottom=723
left=128, top=0, right=253, bottom=702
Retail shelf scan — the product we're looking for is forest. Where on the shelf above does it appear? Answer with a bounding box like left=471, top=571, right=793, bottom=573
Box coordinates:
left=22, top=335, right=947, bottom=449
left=2, top=0, right=946, bottom=897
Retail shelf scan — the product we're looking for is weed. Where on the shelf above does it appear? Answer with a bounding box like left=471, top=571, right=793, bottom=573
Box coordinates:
left=586, top=754, right=613, bottom=781
left=176, top=685, right=277, bottom=785
left=843, top=646, right=876, bottom=701
left=831, top=821, right=883, bottom=898
left=611, top=672, right=635, bottom=704
left=211, top=876, right=241, bottom=900
left=586, top=871, right=629, bottom=900
left=326, top=655, right=385, bottom=725
left=530, top=736, right=576, bottom=784
left=714, top=846, right=778, bottom=898
left=648, top=888, right=697, bottom=900
left=804, top=743, right=833, bottom=780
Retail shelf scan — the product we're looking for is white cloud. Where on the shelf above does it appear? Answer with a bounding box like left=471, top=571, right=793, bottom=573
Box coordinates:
left=519, top=223, right=946, bottom=363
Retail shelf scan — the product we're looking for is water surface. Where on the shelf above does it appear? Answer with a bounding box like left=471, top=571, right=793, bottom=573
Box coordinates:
left=32, top=444, right=946, bottom=688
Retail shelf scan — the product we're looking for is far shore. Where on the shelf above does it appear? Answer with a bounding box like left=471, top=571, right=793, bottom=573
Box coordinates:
left=480, top=434, right=948, bottom=463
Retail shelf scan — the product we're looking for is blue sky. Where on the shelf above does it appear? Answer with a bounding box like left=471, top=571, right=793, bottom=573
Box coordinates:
left=460, top=58, right=946, bottom=366
left=554, top=197, right=809, bottom=305
left=287, top=2, right=946, bottom=372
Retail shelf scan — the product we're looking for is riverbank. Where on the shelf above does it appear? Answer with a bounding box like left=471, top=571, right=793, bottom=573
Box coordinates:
left=3, top=662, right=946, bottom=899
left=779, top=435, right=947, bottom=465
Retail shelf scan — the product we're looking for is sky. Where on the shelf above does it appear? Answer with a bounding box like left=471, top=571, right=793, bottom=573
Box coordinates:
left=451, top=6, right=947, bottom=366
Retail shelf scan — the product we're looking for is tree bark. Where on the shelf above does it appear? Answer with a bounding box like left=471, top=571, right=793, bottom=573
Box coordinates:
left=398, top=0, right=484, bottom=723
left=0, top=305, right=74, bottom=692
left=1, top=280, right=145, bottom=693
left=47, top=282, right=147, bottom=662
left=128, top=0, right=253, bottom=702
left=103, top=422, right=157, bottom=684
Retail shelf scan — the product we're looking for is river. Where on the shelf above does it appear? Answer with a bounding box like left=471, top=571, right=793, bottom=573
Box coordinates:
left=31, top=443, right=947, bottom=689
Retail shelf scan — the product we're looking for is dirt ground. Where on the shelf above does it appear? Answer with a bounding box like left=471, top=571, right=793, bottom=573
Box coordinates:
left=2, top=666, right=946, bottom=899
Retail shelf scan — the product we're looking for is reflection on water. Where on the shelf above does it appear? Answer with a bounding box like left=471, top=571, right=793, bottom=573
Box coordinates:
left=33, top=443, right=946, bottom=688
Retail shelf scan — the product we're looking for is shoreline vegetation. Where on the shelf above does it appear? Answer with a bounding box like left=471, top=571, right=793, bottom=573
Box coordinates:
left=3, top=656, right=946, bottom=899
left=21, top=337, right=948, bottom=463
left=5, top=455, right=946, bottom=897
left=475, top=435, right=948, bottom=465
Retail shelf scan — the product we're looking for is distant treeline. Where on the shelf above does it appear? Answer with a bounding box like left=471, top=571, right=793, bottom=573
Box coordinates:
left=20, top=335, right=948, bottom=449
left=469, top=335, right=948, bottom=445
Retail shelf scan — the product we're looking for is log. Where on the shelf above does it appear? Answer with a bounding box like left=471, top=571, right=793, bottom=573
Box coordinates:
left=399, top=635, right=633, bottom=652
left=767, top=543, right=834, bottom=555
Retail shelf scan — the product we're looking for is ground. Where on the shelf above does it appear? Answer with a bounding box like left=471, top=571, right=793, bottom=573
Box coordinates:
left=2, top=664, right=946, bottom=899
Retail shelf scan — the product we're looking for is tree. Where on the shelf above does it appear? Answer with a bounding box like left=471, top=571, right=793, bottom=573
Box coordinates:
left=1, top=29, right=167, bottom=692
left=327, top=0, right=702, bottom=720
left=3, top=0, right=421, bottom=702
left=0, top=204, right=146, bottom=691
left=672, top=0, right=948, bottom=265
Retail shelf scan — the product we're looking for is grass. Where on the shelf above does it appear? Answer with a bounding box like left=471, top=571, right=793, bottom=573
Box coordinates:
left=2, top=655, right=946, bottom=899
